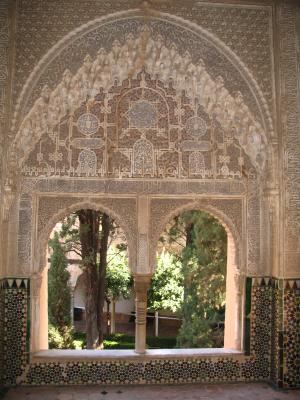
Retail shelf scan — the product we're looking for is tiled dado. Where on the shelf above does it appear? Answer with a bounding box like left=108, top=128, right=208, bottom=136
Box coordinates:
left=270, top=278, right=300, bottom=389
left=22, top=278, right=272, bottom=386
left=0, top=277, right=299, bottom=388
left=282, top=279, right=300, bottom=389
left=23, top=357, right=263, bottom=386
left=0, top=278, right=30, bottom=386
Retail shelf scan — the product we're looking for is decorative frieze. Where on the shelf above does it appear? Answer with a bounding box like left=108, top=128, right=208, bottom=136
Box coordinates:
left=0, top=0, right=9, bottom=122
left=279, top=3, right=300, bottom=276
left=0, top=0, right=9, bottom=184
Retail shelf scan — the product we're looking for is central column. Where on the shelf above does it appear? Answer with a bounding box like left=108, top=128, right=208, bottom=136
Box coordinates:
left=134, top=195, right=152, bottom=353
left=134, top=275, right=151, bottom=354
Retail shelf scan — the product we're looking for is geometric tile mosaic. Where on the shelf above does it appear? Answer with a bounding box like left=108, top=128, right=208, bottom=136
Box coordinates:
left=270, top=279, right=300, bottom=389
left=0, top=277, right=299, bottom=388
left=0, top=278, right=29, bottom=386
left=22, top=278, right=273, bottom=386
left=283, top=282, right=300, bottom=388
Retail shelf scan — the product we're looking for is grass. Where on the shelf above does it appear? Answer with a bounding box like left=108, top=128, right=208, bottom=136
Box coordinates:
left=72, top=332, right=177, bottom=349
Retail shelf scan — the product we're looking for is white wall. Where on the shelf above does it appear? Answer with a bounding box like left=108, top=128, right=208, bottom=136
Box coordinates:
left=73, top=273, right=135, bottom=315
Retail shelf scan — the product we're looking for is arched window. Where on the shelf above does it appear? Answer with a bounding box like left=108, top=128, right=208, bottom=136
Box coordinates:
left=150, top=209, right=241, bottom=350
left=34, top=208, right=133, bottom=351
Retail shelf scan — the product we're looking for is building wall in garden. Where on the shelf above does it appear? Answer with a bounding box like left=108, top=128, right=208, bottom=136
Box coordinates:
left=0, top=0, right=299, bottom=389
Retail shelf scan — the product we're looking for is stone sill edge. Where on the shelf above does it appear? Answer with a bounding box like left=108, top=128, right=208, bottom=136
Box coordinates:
left=31, top=348, right=245, bottom=363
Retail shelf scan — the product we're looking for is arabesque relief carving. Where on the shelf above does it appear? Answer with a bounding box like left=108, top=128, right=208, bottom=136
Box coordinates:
left=12, top=2, right=274, bottom=128
left=279, top=4, right=300, bottom=274
left=2, top=5, right=277, bottom=283
left=14, top=27, right=267, bottom=181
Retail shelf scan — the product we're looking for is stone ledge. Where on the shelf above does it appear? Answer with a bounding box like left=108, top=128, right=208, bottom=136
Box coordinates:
left=31, top=348, right=244, bottom=363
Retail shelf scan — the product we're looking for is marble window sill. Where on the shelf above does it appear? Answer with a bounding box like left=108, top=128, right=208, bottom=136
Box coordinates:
left=31, top=348, right=244, bottom=363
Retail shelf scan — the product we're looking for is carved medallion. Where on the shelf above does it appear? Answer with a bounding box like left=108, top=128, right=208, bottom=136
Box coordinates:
left=185, top=116, right=207, bottom=139
left=77, top=113, right=99, bottom=136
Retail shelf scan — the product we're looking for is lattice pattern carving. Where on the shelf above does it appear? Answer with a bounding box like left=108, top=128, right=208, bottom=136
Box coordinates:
left=14, top=28, right=267, bottom=175
left=12, top=2, right=274, bottom=130
left=21, top=69, right=260, bottom=180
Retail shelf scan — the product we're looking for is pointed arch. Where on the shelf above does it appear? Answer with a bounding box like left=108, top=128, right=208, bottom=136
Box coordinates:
left=35, top=200, right=135, bottom=276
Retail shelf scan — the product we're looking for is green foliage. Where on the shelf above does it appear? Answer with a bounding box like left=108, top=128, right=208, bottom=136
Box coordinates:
left=48, top=233, right=72, bottom=335
left=48, top=324, right=75, bottom=349
left=49, top=213, right=131, bottom=349
left=59, top=214, right=78, bottom=241
left=72, top=331, right=86, bottom=349
left=148, top=251, right=184, bottom=313
left=106, top=247, right=132, bottom=301
left=103, top=334, right=176, bottom=349
left=146, top=336, right=177, bottom=349
left=159, top=210, right=227, bottom=348
left=178, top=211, right=227, bottom=348
left=103, top=339, right=134, bottom=349
left=68, top=332, right=176, bottom=350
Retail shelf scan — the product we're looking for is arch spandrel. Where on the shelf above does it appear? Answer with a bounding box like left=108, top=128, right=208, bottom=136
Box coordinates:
left=9, top=11, right=274, bottom=179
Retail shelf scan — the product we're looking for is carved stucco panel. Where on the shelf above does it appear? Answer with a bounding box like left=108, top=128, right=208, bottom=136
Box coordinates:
left=18, top=59, right=264, bottom=180
left=279, top=3, right=300, bottom=276
left=0, top=0, right=9, bottom=127
left=37, top=196, right=82, bottom=237
left=11, top=10, right=273, bottom=154
left=21, top=177, right=247, bottom=197
left=247, top=190, right=260, bottom=276
left=0, top=0, right=9, bottom=186
left=17, top=193, right=33, bottom=273
left=13, top=1, right=274, bottom=126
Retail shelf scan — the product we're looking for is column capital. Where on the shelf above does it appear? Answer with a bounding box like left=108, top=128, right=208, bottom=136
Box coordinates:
left=133, top=274, right=152, bottom=299
left=31, top=272, right=43, bottom=298
left=133, top=274, right=152, bottom=284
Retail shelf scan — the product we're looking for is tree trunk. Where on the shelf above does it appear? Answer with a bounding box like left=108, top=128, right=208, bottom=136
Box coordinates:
left=154, top=311, right=159, bottom=337
left=77, top=209, right=100, bottom=349
left=97, top=213, right=110, bottom=348
left=106, top=299, right=110, bottom=335
left=183, top=220, right=194, bottom=317
left=111, top=299, right=116, bottom=334
left=185, top=221, right=194, bottom=248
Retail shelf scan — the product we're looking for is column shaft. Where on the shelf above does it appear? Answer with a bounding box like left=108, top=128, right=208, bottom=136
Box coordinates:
left=134, top=275, right=151, bottom=354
